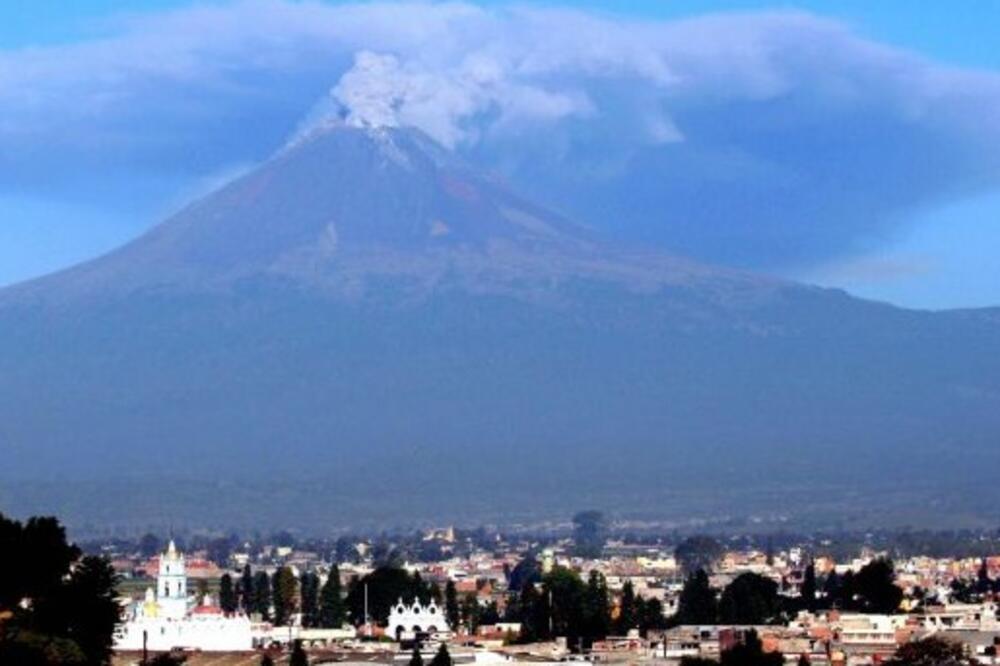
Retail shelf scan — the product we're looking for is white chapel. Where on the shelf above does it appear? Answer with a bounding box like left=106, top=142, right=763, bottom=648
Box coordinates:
left=114, top=540, right=254, bottom=652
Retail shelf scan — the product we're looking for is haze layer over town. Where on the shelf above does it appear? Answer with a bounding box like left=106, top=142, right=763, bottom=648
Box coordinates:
left=2, top=2, right=1000, bottom=664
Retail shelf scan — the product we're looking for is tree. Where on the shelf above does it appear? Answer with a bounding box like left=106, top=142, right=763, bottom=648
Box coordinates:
left=480, top=600, right=501, bottom=626
left=637, top=597, right=666, bottom=636
left=138, top=533, right=162, bottom=558
left=582, top=570, right=611, bottom=644
left=319, top=566, right=347, bottom=628
left=302, top=572, right=321, bottom=628
left=50, top=556, right=121, bottom=665
left=2, top=516, right=81, bottom=608
left=823, top=571, right=847, bottom=609
left=516, top=581, right=544, bottom=642
left=461, top=593, right=481, bottom=633
left=345, top=566, right=437, bottom=625
left=674, top=569, right=718, bottom=625
left=334, top=537, right=359, bottom=564
left=430, top=643, right=452, bottom=666
left=272, top=530, right=297, bottom=549
left=615, top=580, right=638, bottom=635
left=220, top=574, right=238, bottom=615
left=445, top=580, right=460, bottom=629
left=272, top=567, right=299, bottom=626
left=508, top=555, right=542, bottom=592
left=675, top=536, right=724, bottom=575
left=853, top=559, right=903, bottom=614
left=0, top=514, right=119, bottom=666
left=541, top=566, right=595, bottom=650
left=884, top=636, right=972, bottom=666
left=240, top=564, right=254, bottom=613
left=800, top=563, right=817, bottom=612
left=206, top=535, right=238, bottom=568
left=253, top=571, right=272, bottom=621
left=260, top=655, right=275, bottom=666
left=572, top=511, right=607, bottom=558
left=289, top=639, right=309, bottom=666
left=720, top=629, right=782, bottom=666
left=977, top=559, right=992, bottom=595
left=409, top=645, right=424, bottom=666
left=718, top=573, right=781, bottom=625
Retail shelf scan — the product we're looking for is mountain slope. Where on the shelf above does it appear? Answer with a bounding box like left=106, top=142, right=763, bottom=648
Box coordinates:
left=1, top=125, right=999, bottom=529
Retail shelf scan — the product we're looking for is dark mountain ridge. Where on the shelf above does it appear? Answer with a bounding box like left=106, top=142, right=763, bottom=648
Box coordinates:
left=1, top=124, right=998, bottom=530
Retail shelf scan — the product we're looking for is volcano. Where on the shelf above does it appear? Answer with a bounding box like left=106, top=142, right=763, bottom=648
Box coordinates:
left=2, top=124, right=999, bottom=529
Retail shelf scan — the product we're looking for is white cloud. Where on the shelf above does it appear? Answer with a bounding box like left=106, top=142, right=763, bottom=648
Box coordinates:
left=3, top=1, right=1000, bottom=268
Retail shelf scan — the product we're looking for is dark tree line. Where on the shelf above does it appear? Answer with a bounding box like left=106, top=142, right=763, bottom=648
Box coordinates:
left=675, top=536, right=725, bottom=575
left=345, top=566, right=440, bottom=625
left=0, top=514, right=120, bottom=665
left=818, top=558, right=903, bottom=614
left=224, top=564, right=344, bottom=628
left=511, top=567, right=665, bottom=650
left=673, top=558, right=903, bottom=628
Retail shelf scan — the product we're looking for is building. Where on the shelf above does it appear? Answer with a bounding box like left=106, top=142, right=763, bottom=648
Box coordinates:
left=114, top=540, right=254, bottom=652
left=387, top=597, right=450, bottom=640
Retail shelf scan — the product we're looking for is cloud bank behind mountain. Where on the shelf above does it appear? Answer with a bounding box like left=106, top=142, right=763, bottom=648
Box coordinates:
left=3, top=1, right=1000, bottom=273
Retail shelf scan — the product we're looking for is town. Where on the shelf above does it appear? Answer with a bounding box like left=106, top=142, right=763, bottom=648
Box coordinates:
left=6, top=511, right=1000, bottom=665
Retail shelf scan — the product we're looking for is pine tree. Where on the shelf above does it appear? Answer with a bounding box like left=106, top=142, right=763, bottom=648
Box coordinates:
left=582, top=570, right=611, bottom=643
left=800, top=563, right=817, bottom=611
left=289, top=639, right=309, bottom=666
left=853, top=559, right=902, bottom=614
left=445, top=580, right=460, bottom=629
left=461, top=593, right=480, bottom=633
left=272, top=566, right=299, bottom=626
left=977, top=558, right=992, bottom=594
left=517, top=582, right=541, bottom=642
left=675, top=569, right=718, bottom=625
left=301, top=572, right=320, bottom=628
left=0, top=514, right=119, bottom=666
left=241, top=563, right=254, bottom=613
left=637, top=597, right=666, bottom=636
left=409, top=645, right=424, bottom=666
left=319, top=565, right=347, bottom=628
left=60, top=555, right=121, bottom=665
left=430, top=643, right=452, bottom=666
left=220, top=573, right=238, bottom=615
left=615, top=580, right=638, bottom=635
left=718, top=573, right=781, bottom=625
left=254, top=570, right=272, bottom=621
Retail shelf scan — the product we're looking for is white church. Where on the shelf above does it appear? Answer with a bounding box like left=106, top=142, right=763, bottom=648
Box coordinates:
left=114, top=540, right=254, bottom=652
left=387, top=597, right=450, bottom=640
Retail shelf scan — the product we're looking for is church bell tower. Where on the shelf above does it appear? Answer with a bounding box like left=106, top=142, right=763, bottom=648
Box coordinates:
left=157, top=539, right=188, bottom=620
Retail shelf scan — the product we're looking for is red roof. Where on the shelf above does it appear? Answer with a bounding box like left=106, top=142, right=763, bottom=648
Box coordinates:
left=191, top=605, right=223, bottom=615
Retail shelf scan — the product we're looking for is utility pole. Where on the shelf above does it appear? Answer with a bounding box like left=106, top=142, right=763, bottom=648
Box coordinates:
left=548, top=589, right=553, bottom=638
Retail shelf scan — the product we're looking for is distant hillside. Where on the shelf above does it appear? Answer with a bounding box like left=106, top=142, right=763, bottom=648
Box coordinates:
left=1, top=125, right=999, bottom=530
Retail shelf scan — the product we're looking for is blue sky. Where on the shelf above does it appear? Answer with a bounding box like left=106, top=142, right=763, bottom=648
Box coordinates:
left=2, top=0, right=1000, bottom=309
